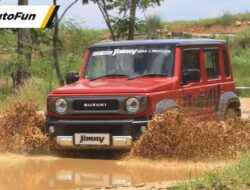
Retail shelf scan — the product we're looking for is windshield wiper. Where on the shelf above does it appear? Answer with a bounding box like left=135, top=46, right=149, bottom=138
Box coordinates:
left=90, top=74, right=129, bottom=81
left=128, top=73, right=169, bottom=80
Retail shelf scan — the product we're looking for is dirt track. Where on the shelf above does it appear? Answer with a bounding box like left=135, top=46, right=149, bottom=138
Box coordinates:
left=240, top=98, right=250, bottom=119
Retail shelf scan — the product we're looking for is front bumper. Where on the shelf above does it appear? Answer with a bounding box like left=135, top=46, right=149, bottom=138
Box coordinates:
left=46, top=118, right=149, bottom=149
left=55, top=136, right=133, bottom=149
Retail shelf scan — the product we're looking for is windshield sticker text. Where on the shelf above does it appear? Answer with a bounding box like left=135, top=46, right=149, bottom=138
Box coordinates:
left=93, top=51, right=113, bottom=56
left=92, top=49, right=171, bottom=56
left=112, top=49, right=138, bottom=56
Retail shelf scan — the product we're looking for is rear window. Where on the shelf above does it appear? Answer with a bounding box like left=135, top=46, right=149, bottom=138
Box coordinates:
left=182, top=49, right=200, bottom=71
left=223, top=49, right=230, bottom=77
left=181, top=48, right=201, bottom=84
left=204, top=48, right=220, bottom=80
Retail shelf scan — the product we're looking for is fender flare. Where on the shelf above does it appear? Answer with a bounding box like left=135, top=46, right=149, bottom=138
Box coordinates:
left=217, top=91, right=241, bottom=120
left=155, top=99, right=179, bottom=113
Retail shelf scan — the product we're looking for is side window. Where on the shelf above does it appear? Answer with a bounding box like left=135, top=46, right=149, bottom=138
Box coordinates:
left=223, top=49, right=230, bottom=77
left=181, top=49, right=201, bottom=85
left=204, top=48, right=220, bottom=79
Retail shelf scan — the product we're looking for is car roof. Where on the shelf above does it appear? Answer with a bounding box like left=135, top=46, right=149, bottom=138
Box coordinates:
left=90, top=39, right=227, bottom=48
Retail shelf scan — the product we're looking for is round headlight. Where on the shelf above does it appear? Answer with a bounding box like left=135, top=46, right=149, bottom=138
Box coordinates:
left=55, top=98, right=68, bottom=114
left=126, top=97, right=140, bottom=113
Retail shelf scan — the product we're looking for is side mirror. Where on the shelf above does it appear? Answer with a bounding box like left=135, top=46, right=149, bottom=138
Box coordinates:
left=66, top=71, right=79, bottom=84
left=183, top=69, right=200, bottom=85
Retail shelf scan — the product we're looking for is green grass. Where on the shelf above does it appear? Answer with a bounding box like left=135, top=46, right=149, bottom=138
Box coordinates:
left=231, top=49, right=250, bottom=87
left=229, top=28, right=250, bottom=97
left=165, top=12, right=250, bottom=28
left=0, top=30, right=17, bottom=51
left=171, top=154, right=250, bottom=190
left=0, top=78, right=59, bottom=111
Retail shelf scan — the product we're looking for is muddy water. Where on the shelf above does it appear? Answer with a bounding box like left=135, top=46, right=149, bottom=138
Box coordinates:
left=0, top=153, right=230, bottom=190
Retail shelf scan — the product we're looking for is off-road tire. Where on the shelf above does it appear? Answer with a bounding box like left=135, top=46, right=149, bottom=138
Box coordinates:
left=225, top=108, right=238, bottom=119
left=217, top=92, right=241, bottom=120
left=155, top=99, right=179, bottom=114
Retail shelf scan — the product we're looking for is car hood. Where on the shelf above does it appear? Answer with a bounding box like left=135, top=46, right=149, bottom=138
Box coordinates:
left=52, top=78, right=176, bottom=95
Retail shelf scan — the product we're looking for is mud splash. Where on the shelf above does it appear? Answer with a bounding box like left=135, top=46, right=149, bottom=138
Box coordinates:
left=129, top=111, right=250, bottom=159
left=0, top=101, right=249, bottom=160
left=0, top=101, right=50, bottom=153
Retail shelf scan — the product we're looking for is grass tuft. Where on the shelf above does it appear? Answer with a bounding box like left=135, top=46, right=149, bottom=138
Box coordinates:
left=0, top=78, right=58, bottom=111
left=171, top=154, right=250, bottom=189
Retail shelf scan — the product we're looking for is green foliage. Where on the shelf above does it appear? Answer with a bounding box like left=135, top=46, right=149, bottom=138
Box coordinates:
left=200, top=18, right=219, bottom=28
left=166, top=12, right=250, bottom=28
left=31, top=29, right=53, bottom=48
left=142, top=14, right=163, bottom=39
left=231, top=49, right=250, bottom=87
left=61, top=19, right=101, bottom=56
left=171, top=154, right=250, bottom=190
left=0, top=20, right=102, bottom=110
left=111, top=16, right=130, bottom=39
left=0, top=78, right=58, bottom=111
left=111, top=16, right=143, bottom=39
left=219, top=12, right=234, bottom=27
left=82, top=0, right=115, bottom=10
left=137, top=0, right=163, bottom=9
left=0, top=29, right=17, bottom=51
left=114, top=0, right=163, bottom=12
left=227, top=28, right=250, bottom=97
left=30, top=19, right=101, bottom=81
left=231, top=28, right=250, bottom=49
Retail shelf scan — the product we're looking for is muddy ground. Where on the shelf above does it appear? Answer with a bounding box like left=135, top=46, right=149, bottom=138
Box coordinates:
left=0, top=98, right=249, bottom=190
left=0, top=153, right=232, bottom=190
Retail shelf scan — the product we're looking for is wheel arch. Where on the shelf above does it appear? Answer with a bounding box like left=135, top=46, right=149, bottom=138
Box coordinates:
left=155, top=99, right=180, bottom=113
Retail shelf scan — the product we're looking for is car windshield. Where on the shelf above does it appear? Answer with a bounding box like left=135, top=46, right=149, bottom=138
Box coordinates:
left=84, top=45, right=175, bottom=80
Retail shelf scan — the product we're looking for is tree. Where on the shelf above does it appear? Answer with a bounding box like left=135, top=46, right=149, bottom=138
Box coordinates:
left=144, top=14, right=163, bottom=39
left=84, top=0, right=163, bottom=40
left=112, top=15, right=143, bottom=40
left=112, top=16, right=130, bottom=39
left=52, top=0, right=79, bottom=86
left=82, top=0, right=116, bottom=41
left=127, top=0, right=137, bottom=40
left=13, top=0, right=32, bottom=87
left=127, top=0, right=163, bottom=40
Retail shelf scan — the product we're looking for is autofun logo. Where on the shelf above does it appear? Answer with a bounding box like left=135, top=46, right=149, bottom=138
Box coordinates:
left=0, top=5, right=59, bottom=28
left=0, top=12, right=36, bottom=21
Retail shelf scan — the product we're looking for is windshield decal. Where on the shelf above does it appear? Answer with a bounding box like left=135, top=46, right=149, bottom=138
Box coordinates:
left=92, top=49, right=171, bottom=56
left=151, top=49, right=171, bottom=53
left=112, top=49, right=138, bottom=56
left=93, top=51, right=113, bottom=56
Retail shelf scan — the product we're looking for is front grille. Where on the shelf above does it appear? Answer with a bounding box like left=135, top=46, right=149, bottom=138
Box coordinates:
left=64, top=125, right=124, bottom=136
left=72, top=100, right=119, bottom=111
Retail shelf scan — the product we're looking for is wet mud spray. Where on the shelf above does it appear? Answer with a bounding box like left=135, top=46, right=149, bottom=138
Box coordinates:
left=129, top=111, right=250, bottom=159
left=0, top=101, right=249, bottom=159
left=0, top=101, right=50, bottom=153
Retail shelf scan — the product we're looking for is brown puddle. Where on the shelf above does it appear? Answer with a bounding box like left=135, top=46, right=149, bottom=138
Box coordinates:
left=0, top=153, right=230, bottom=190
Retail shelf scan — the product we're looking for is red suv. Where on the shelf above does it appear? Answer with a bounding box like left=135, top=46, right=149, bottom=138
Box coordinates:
left=46, top=39, right=241, bottom=149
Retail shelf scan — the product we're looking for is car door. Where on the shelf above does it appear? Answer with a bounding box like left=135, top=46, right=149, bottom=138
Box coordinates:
left=202, top=47, right=223, bottom=116
left=180, top=47, right=209, bottom=117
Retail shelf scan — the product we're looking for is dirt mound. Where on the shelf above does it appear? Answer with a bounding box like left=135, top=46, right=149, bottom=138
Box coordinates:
left=0, top=101, right=51, bottom=153
left=129, top=111, right=250, bottom=160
